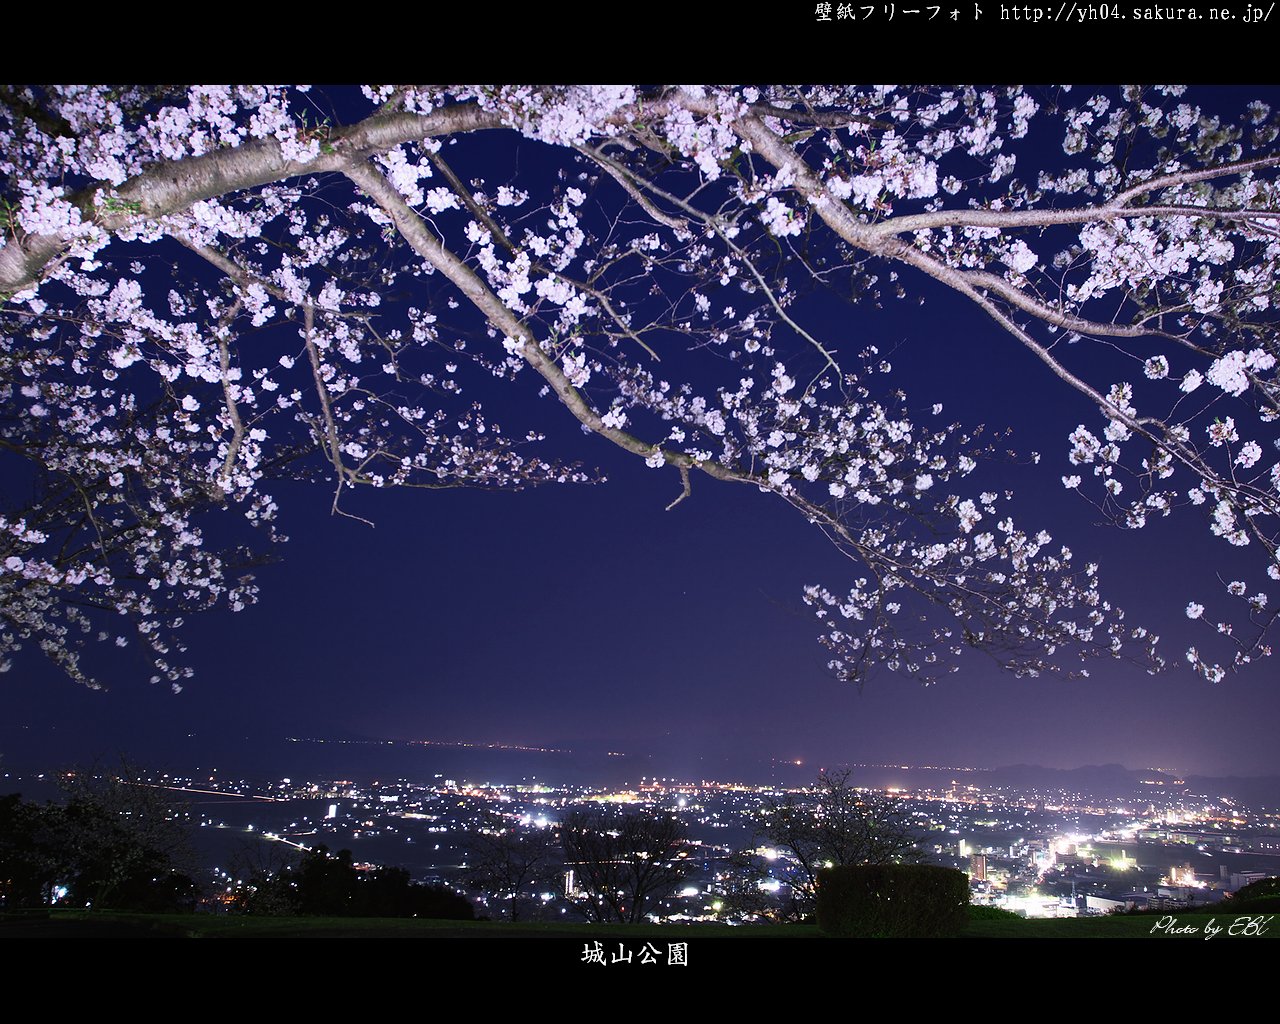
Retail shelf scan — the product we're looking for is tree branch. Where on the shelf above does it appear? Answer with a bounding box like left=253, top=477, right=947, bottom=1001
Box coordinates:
left=215, top=300, right=246, bottom=485
left=583, top=144, right=840, bottom=375
left=665, top=465, right=692, bottom=511
left=340, top=156, right=745, bottom=488
left=0, top=102, right=507, bottom=298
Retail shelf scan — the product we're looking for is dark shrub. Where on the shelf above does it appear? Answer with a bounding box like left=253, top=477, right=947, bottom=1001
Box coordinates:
left=816, top=864, right=968, bottom=937
left=406, top=884, right=475, bottom=920
left=1227, top=877, right=1280, bottom=914
left=966, top=904, right=1022, bottom=922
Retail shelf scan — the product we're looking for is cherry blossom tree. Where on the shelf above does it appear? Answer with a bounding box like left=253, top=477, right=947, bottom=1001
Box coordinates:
left=2, top=85, right=1278, bottom=691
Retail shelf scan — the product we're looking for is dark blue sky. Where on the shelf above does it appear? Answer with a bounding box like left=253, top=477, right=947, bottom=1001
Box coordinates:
left=7, top=277, right=1277, bottom=778
left=4, top=84, right=1280, bottom=781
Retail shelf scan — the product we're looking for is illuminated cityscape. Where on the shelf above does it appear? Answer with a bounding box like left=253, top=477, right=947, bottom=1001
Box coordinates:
left=8, top=756, right=1274, bottom=923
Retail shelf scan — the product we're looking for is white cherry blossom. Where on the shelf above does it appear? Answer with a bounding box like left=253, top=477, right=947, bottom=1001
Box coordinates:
left=3, top=83, right=1279, bottom=690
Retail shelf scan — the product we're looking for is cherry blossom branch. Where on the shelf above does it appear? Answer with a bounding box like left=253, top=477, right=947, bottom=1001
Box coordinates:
left=299, top=300, right=362, bottom=524
left=858, top=156, right=1280, bottom=237
left=340, top=156, right=744, bottom=489
left=665, top=465, right=692, bottom=511
left=958, top=269, right=1183, bottom=342
left=7, top=86, right=1272, bottom=689
left=1111, top=154, right=1280, bottom=205
left=429, top=151, right=516, bottom=251
left=562, top=277, right=663, bottom=362
left=431, top=149, right=662, bottom=363
left=0, top=102, right=507, bottom=298
left=70, top=477, right=110, bottom=568
left=960, top=275, right=1280, bottom=537
left=215, top=300, right=246, bottom=484
left=577, top=145, right=690, bottom=233
left=582, top=144, right=840, bottom=376
left=730, top=111, right=1276, bottom=354
left=174, top=235, right=271, bottom=294
left=373, top=120, right=1136, bottom=674
left=746, top=103, right=893, bottom=131
left=2, top=89, right=713, bottom=301
left=862, top=200, right=1279, bottom=237
left=732, top=111, right=1280, bottom=520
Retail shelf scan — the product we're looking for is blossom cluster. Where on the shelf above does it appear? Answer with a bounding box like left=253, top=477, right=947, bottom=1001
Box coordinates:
left=3, top=84, right=1279, bottom=691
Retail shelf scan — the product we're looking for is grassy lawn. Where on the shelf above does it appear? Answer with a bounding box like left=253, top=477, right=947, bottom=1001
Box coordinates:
left=2, top=906, right=1274, bottom=939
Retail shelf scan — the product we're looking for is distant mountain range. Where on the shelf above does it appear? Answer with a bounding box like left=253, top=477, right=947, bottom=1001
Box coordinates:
left=4, top=722, right=1279, bottom=808
left=835, top=761, right=1280, bottom=809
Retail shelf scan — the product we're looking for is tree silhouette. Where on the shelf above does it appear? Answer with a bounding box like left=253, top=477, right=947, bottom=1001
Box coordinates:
left=464, top=808, right=557, bottom=922
left=233, top=843, right=474, bottom=919
left=757, top=769, right=921, bottom=916
left=560, top=807, right=693, bottom=923
left=0, top=762, right=195, bottom=911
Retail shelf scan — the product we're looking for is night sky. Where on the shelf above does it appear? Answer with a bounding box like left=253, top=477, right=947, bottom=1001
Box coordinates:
left=4, top=83, right=1280, bottom=782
